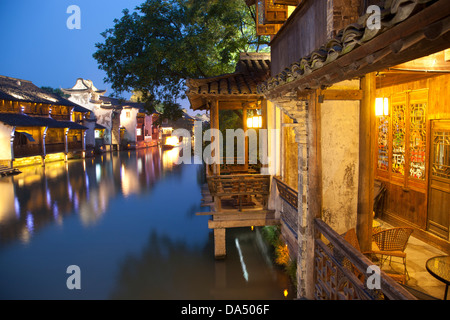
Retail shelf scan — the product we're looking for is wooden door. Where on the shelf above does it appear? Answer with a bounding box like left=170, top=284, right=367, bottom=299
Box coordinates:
left=427, top=120, right=450, bottom=240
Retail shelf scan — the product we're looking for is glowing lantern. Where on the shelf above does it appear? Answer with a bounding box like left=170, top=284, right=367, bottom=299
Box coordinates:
left=375, top=97, right=389, bottom=116
left=247, top=116, right=262, bottom=128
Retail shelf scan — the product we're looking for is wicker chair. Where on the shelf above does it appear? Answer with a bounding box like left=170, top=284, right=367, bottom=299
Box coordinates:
left=371, top=227, right=414, bottom=283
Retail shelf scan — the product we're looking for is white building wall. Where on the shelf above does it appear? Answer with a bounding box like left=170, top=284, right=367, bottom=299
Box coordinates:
left=320, top=80, right=360, bottom=234
left=0, top=123, right=14, bottom=161
left=120, top=108, right=139, bottom=144
left=144, top=114, right=153, bottom=142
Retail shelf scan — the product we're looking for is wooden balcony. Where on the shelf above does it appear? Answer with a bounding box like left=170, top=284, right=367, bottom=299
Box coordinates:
left=314, top=218, right=416, bottom=300
left=272, top=177, right=416, bottom=300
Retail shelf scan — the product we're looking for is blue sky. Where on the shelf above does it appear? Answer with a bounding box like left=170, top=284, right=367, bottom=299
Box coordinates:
left=0, top=0, right=192, bottom=111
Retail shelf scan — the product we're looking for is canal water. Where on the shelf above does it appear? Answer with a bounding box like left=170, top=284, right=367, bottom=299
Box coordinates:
left=0, top=147, right=293, bottom=300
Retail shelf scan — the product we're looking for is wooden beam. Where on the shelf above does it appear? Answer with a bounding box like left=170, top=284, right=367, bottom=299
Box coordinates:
left=321, top=89, right=363, bottom=100
left=218, top=101, right=243, bottom=110
left=196, top=209, right=275, bottom=217
left=208, top=218, right=279, bottom=229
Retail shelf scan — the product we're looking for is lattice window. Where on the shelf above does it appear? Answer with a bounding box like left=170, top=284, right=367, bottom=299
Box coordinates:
left=376, top=89, right=429, bottom=189
left=432, top=131, right=450, bottom=179
left=377, top=116, right=389, bottom=171
left=409, top=102, right=427, bottom=180
left=392, top=103, right=406, bottom=175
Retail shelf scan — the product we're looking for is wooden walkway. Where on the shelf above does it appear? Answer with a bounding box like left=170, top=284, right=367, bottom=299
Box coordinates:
left=0, top=165, right=21, bottom=177
left=198, top=177, right=279, bottom=259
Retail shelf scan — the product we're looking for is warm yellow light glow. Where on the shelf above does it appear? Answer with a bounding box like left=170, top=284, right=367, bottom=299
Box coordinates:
left=247, top=116, right=262, bottom=128
left=165, top=136, right=179, bottom=146
left=254, top=116, right=262, bottom=128
left=251, top=226, right=254, bottom=231
left=46, top=152, right=65, bottom=163
left=247, top=117, right=252, bottom=128
left=13, top=156, right=43, bottom=167
left=375, top=97, right=389, bottom=116
left=284, top=289, right=288, bottom=297
left=162, top=147, right=180, bottom=169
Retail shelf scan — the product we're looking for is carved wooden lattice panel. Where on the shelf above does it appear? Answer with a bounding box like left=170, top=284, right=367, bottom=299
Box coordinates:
left=314, top=239, right=376, bottom=300
left=377, top=115, right=389, bottom=171
left=392, top=96, right=406, bottom=176
left=409, top=102, right=427, bottom=180
left=431, top=130, right=450, bottom=179
left=207, top=175, right=271, bottom=196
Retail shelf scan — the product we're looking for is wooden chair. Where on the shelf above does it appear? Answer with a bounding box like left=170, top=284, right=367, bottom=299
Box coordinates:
left=371, top=227, right=414, bottom=283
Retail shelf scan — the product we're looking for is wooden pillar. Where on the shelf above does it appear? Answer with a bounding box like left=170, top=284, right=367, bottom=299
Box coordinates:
left=210, top=98, right=220, bottom=175
left=214, top=228, right=226, bottom=259
left=10, top=126, right=16, bottom=166
left=357, top=73, right=376, bottom=252
left=261, top=99, right=269, bottom=173
left=243, top=105, right=248, bottom=171
left=82, top=130, right=87, bottom=159
left=299, top=90, right=322, bottom=300
left=41, top=126, right=48, bottom=166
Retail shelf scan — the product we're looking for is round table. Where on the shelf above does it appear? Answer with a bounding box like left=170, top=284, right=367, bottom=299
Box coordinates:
left=426, top=255, right=450, bottom=300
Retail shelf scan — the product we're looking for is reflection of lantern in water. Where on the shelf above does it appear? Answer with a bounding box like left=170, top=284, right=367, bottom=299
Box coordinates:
left=162, top=148, right=180, bottom=168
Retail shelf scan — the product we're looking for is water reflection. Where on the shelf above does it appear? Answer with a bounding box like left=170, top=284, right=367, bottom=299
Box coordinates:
left=0, top=148, right=167, bottom=244
left=0, top=146, right=292, bottom=300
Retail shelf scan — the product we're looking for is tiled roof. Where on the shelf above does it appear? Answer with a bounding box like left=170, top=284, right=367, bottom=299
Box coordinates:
left=186, top=52, right=271, bottom=110
left=99, top=96, right=156, bottom=114
left=61, top=78, right=107, bottom=95
left=257, top=0, right=441, bottom=95
left=0, top=75, right=90, bottom=113
left=0, top=112, right=87, bottom=130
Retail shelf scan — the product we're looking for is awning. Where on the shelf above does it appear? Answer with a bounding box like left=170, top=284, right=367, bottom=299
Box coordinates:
left=15, top=131, right=35, bottom=142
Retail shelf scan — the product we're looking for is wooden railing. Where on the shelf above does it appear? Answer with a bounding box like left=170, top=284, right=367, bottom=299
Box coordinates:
left=45, top=143, right=65, bottom=154
left=219, top=157, right=260, bottom=175
left=272, top=177, right=416, bottom=300
left=314, top=218, right=417, bottom=300
left=14, top=144, right=43, bottom=158
left=206, top=174, right=271, bottom=211
left=274, top=176, right=298, bottom=209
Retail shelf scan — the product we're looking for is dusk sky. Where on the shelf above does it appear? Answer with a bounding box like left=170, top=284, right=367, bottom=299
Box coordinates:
left=0, top=0, right=192, bottom=111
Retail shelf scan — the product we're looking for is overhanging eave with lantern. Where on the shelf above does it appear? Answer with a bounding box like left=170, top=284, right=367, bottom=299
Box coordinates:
left=186, top=52, right=271, bottom=176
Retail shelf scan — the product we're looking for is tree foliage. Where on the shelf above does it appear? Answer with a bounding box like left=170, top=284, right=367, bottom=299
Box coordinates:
left=93, top=0, right=269, bottom=121
left=41, top=86, right=70, bottom=98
